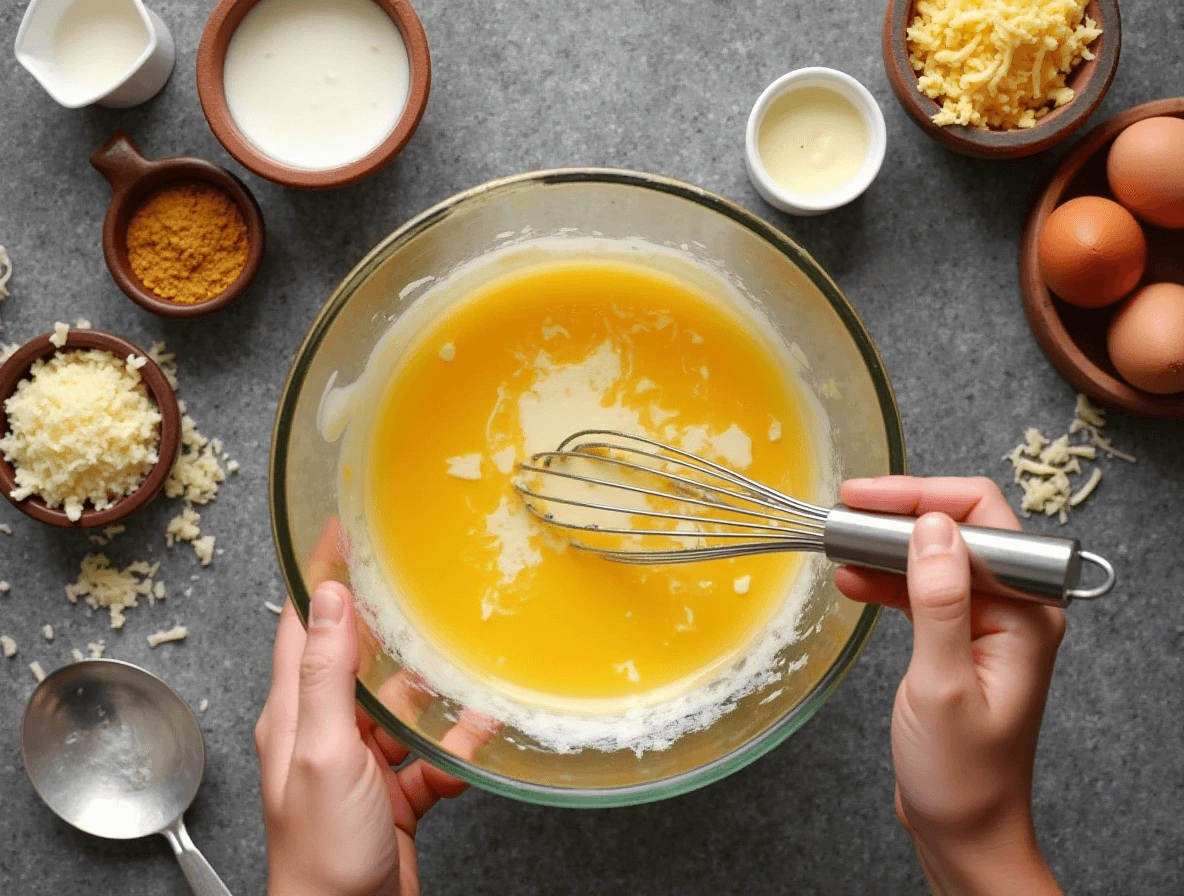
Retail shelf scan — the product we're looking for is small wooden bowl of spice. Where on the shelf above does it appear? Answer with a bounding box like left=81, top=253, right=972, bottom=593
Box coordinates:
left=0, top=327, right=181, bottom=528
left=90, top=131, right=265, bottom=317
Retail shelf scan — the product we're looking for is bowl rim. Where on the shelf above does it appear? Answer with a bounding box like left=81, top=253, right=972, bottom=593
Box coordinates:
left=196, top=0, right=431, bottom=190
left=0, top=329, right=181, bottom=528
left=269, top=168, right=906, bottom=807
left=1019, top=97, right=1184, bottom=418
left=881, top=0, right=1121, bottom=159
left=744, top=67, right=888, bottom=215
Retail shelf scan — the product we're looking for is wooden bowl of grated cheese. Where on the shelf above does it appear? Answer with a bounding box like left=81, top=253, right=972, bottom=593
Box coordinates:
left=0, top=329, right=181, bottom=527
left=883, top=0, right=1121, bottom=159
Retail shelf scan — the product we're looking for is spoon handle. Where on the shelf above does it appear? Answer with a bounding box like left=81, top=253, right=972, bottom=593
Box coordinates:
left=161, top=817, right=234, bottom=896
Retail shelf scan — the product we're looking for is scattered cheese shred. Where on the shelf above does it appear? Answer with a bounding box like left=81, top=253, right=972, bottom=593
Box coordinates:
left=1005, top=394, right=1133, bottom=523
left=1, top=349, right=162, bottom=521
left=0, top=523, right=11, bottom=535
left=446, top=454, right=483, bottom=481
left=0, top=581, right=9, bottom=594
left=0, top=245, right=11, bottom=299
left=71, top=648, right=84, bottom=662
left=65, top=553, right=159, bottom=629
left=42, top=624, right=53, bottom=641
left=30, top=661, right=46, bottom=682
left=193, top=535, right=216, bottom=566
left=733, top=575, right=752, bottom=595
left=198, top=698, right=209, bottom=713
left=1, top=635, right=16, bottom=658
left=908, top=0, right=1102, bottom=130
left=147, top=625, right=188, bottom=648
left=264, top=601, right=284, bottom=615
left=49, top=321, right=69, bottom=348
left=88, top=641, right=105, bottom=659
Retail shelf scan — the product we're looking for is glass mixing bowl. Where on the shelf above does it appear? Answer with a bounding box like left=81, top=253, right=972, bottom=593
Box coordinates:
left=270, top=170, right=905, bottom=807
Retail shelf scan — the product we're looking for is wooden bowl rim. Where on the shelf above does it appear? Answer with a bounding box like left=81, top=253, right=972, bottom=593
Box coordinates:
left=195, top=0, right=432, bottom=190
left=0, top=330, right=182, bottom=528
left=1018, top=97, right=1184, bottom=418
left=881, top=0, right=1121, bottom=158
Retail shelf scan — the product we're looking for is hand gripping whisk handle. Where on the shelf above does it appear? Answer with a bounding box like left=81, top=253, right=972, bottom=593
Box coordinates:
left=822, top=506, right=1116, bottom=608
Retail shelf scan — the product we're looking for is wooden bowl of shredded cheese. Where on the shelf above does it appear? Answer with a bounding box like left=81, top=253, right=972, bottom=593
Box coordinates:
left=0, top=329, right=181, bottom=527
left=883, top=0, right=1121, bottom=158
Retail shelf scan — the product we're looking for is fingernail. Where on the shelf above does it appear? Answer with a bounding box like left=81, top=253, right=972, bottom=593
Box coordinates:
left=311, top=584, right=344, bottom=626
left=913, top=513, right=956, bottom=558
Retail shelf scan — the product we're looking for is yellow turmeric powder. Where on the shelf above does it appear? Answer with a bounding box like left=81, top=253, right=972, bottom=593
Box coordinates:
left=126, top=181, right=250, bottom=305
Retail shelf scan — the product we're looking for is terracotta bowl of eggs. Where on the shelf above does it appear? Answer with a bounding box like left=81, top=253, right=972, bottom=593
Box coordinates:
left=197, top=0, right=431, bottom=190
left=1020, top=98, right=1184, bottom=417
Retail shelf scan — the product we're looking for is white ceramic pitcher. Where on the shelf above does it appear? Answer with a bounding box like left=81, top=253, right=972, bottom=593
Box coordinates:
left=15, top=0, right=175, bottom=108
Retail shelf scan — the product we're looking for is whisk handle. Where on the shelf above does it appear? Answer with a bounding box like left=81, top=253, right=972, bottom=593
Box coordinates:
left=822, top=506, right=1115, bottom=607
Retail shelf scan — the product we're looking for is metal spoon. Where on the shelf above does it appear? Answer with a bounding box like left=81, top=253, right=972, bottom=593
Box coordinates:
left=21, top=659, right=233, bottom=896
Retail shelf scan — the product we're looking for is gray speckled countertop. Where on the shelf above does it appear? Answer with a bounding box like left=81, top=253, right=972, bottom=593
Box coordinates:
left=1, top=1, right=1182, bottom=893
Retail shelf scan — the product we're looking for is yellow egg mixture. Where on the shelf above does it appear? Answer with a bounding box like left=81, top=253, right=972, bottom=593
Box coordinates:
left=363, top=259, right=816, bottom=707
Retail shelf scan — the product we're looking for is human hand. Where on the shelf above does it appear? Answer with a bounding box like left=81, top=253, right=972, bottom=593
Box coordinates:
left=835, top=476, right=1065, bottom=896
left=256, top=582, right=474, bottom=896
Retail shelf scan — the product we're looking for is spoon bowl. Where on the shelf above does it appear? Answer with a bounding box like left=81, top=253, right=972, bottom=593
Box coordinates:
left=21, top=660, right=231, bottom=895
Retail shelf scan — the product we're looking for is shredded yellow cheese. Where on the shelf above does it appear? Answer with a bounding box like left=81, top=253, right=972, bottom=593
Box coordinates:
left=907, top=0, right=1102, bottom=130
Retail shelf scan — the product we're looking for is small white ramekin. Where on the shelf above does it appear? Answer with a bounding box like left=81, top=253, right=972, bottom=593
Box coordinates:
left=745, top=67, right=887, bottom=216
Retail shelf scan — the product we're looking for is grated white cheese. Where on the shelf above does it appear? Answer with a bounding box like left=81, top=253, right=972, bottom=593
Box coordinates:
left=1, top=635, right=16, bottom=657
left=0, top=581, right=9, bottom=594
left=147, top=625, right=188, bottom=648
left=1, top=349, right=162, bottom=521
left=192, top=535, right=216, bottom=566
left=29, top=661, right=45, bottom=682
left=49, top=321, right=69, bottom=348
left=198, top=698, right=209, bottom=713
left=733, top=575, right=752, bottom=595
left=0, top=523, right=11, bottom=535
left=42, top=624, right=53, bottom=641
left=0, top=245, right=11, bottom=299
left=166, top=505, right=202, bottom=546
left=908, top=0, right=1102, bottom=130
left=87, top=641, right=105, bottom=659
left=264, top=601, right=284, bottom=615
left=71, top=648, right=84, bottom=662
left=438, top=342, right=456, bottom=361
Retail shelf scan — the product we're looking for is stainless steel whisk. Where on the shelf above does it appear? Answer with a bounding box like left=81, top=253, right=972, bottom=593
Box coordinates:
left=514, top=430, right=1115, bottom=608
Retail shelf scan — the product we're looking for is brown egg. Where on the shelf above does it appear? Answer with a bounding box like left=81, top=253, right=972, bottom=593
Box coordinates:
left=1038, top=196, right=1147, bottom=308
left=1107, top=282, right=1184, bottom=395
left=1107, top=117, right=1184, bottom=229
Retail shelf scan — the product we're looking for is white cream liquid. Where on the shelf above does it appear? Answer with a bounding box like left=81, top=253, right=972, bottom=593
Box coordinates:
left=223, top=0, right=411, bottom=170
left=54, top=0, right=149, bottom=94
left=758, top=86, right=869, bottom=195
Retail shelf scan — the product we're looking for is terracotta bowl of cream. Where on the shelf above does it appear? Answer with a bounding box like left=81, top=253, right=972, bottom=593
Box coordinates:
left=91, top=131, right=266, bottom=319
left=882, top=0, right=1120, bottom=159
left=0, top=330, right=181, bottom=528
left=196, top=0, right=431, bottom=190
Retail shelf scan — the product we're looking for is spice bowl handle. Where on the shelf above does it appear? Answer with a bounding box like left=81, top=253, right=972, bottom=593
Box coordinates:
left=90, top=131, right=156, bottom=193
